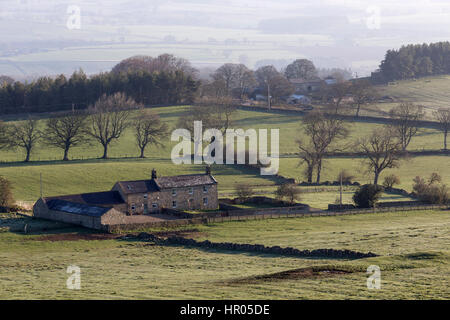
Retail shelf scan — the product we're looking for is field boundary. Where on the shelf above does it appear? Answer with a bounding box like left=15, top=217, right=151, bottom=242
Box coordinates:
left=104, top=203, right=449, bottom=233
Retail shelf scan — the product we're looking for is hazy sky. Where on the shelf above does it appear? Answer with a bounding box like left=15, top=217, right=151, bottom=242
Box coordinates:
left=1, top=0, right=449, bottom=77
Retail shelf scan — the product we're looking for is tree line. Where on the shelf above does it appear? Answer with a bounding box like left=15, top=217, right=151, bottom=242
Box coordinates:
left=377, top=42, right=450, bottom=82
left=0, top=54, right=198, bottom=115
left=0, top=93, right=168, bottom=162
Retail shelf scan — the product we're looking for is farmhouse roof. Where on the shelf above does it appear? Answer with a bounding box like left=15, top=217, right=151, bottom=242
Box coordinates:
left=45, top=199, right=112, bottom=217
left=155, top=174, right=217, bottom=189
left=116, top=174, right=217, bottom=194
left=44, top=191, right=125, bottom=207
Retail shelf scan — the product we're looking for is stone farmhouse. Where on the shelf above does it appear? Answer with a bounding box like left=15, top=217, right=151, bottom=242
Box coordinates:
left=33, top=167, right=218, bottom=229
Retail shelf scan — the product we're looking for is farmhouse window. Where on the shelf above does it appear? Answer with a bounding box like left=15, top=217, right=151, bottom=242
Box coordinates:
left=152, top=203, right=158, bottom=208
left=172, top=201, right=177, bottom=208
left=131, top=204, right=136, bottom=211
left=144, top=193, right=148, bottom=199
left=203, top=186, right=208, bottom=193
left=172, top=189, right=177, bottom=196
left=203, top=198, right=208, bottom=205
left=189, top=187, right=194, bottom=194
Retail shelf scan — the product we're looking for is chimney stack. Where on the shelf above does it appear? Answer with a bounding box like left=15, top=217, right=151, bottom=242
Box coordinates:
left=151, top=169, right=157, bottom=180
left=205, top=165, right=211, bottom=175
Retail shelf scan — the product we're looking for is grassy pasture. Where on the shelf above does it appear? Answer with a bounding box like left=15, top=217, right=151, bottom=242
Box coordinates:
left=279, top=155, right=450, bottom=192
left=0, top=105, right=447, bottom=205
left=363, top=75, right=450, bottom=118
left=0, top=209, right=448, bottom=299
left=0, top=106, right=445, bottom=163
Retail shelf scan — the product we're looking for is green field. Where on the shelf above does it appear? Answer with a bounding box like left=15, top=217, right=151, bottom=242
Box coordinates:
left=1, top=209, right=448, bottom=299
left=0, top=106, right=445, bottom=162
left=0, top=105, right=447, bottom=207
left=279, top=155, right=450, bottom=192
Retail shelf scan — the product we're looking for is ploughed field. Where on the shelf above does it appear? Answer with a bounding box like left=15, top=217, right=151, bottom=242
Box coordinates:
left=0, top=209, right=448, bottom=299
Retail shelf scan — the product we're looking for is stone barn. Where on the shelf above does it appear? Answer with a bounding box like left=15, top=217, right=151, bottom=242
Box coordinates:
left=33, top=167, right=218, bottom=229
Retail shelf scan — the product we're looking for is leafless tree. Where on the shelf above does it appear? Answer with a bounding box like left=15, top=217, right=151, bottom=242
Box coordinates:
left=43, top=111, right=89, bottom=161
left=87, top=93, right=136, bottom=159
left=255, top=65, right=293, bottom=109
left=233, top=64, right=257, bottom=99
left=8, top=117, right=42, bottom=162
left=389, top=102, right=424, bottom=151
left=112, top=54, right=197, bottom=77
left=275, top=184, right=302, bottom=205
left=284, top=59, right=318, bottom=80
left=350, top=79, right=376, bottom=117
left=134, top=109, right=168, bottom=158
left=357, top=127, right=402, bottom=185
left=177, top=96, right=236, bottom=140
left=324, top=81, right=352, bottom=114
left=434, top=108, right=450, bottom=150
left=296, top=140, right=317, bottom=184
left=212, top=63, right=236, bottom=94
left=299, top=112, right=349, bottom=183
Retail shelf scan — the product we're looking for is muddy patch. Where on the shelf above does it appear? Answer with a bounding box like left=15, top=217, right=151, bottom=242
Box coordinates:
left=227, top=266, right=355, bottom=284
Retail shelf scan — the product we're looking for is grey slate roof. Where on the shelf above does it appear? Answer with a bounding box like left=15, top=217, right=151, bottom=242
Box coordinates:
left=115, top=179, right=159, bottom=195
left=44, top=191, right=124, bottom=207
left=155, top=174, right=217, bottom=189
left=116, top=174, right=217, bottom=194
left=46, top=199, right=111, bottom=217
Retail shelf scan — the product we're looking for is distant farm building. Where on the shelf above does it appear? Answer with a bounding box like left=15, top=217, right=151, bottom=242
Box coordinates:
left=33, top=167, right=218, bottom=229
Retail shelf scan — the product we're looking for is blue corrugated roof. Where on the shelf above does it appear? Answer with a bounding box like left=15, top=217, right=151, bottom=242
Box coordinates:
left=46, top=199, right=110, bottom=217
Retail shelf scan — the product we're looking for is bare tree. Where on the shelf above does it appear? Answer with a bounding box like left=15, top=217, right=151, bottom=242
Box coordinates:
left=434, top=108, right=450, bottom=150
left=296, top=140, right=317, bottom=183
left=134, top=109, right=168, bottom=158
left=8, top=118, right=41, bottom=162
left=350, top=79, right=376, bottom=117
left=43, top=111, right=89, bottom=161
left=177, top=96, right=236, bottom=140
left=255, top=65, right=293, bottom=109
left=357, top=127, right=402, bottom=185
left=87, top=93, right=136, bottom=159
left=212, top=63, right=236, bottom=94
left=284, top=59, right=318, bottom=80
left=299, top=112, right=349, bottom=183
left=389, top=102, right=424, bottom=151
left=325, top=81, right=352, bottom=114
left=233, top=64, right=257, bottom=99
left=275, top=184, right=302, bottom=205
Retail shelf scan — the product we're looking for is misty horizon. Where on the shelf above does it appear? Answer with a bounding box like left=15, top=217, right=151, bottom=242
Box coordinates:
left=1, top=0, right=450, bottom=79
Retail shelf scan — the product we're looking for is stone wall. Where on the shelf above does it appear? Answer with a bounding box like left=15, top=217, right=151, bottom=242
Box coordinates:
left=100, top=208, right=128, bottom=225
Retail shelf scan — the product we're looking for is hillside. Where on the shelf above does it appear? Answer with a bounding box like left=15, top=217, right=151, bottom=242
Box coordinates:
left=366, top=75, right=450, bottom=118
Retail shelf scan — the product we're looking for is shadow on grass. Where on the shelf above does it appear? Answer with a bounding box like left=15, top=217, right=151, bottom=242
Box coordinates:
left=0, top=213, right=93, bottom=236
